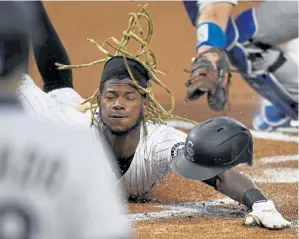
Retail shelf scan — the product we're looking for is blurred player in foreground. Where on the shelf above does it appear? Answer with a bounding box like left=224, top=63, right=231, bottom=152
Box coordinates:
left=20, top=4, right=291, bottom=229
left=183, top=0, right=298, bottom=132
left=0, top=2, right=133, bottom=239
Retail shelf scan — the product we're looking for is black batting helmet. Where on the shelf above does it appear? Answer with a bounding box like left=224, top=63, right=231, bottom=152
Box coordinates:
left=170, top=117, right=253, bottom=180
left=0, top=2, right=30, bottom=78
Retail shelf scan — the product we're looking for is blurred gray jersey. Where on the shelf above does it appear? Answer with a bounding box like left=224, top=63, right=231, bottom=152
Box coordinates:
left=0, top=107, right=132, bottom=239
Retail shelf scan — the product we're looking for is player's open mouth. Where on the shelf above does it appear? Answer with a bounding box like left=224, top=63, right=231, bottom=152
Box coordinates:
left=109, top=113, right=128, bottom=119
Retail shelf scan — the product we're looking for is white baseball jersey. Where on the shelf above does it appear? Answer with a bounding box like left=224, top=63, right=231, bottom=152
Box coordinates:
left=17, top=74, right=187, bottom=198
left=0, top=105, right=132, bottom=239
left=17, top=75, right=91, bottom=131
left=118, top=123, right=187, bottom=199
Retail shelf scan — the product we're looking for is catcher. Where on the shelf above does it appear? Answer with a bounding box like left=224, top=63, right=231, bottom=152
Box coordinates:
left=183, top=0, right=298, bottom=132
left=19, top=4, right=290, bottom=229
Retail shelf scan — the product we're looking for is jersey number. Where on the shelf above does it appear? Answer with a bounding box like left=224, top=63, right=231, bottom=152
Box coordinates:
left=0, top=202, right=36, bottom=239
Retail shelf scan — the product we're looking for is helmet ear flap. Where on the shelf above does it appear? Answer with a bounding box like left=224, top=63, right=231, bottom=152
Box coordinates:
left=239, top=126, right=253, bottom=166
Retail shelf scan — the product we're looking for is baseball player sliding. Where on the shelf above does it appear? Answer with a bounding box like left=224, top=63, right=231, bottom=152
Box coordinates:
left=183, top=0, right=298, bottom=132
left=0, top=2, right=133, bottom=239
left=21, top=4, right=290, bottom=230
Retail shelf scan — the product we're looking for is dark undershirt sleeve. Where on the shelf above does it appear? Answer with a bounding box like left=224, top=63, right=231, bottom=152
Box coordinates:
left=25, top=1, right=73, bottom=92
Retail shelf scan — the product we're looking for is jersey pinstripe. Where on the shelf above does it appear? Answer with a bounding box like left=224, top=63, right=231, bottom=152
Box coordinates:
left=118, top=122, right=187, bottom=199
left=18, top=74, right=187, bottom=198
left=17, top=74, right=91, bottom=131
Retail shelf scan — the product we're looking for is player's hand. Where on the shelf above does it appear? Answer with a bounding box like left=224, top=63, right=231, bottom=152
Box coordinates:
left=244, top=200, right=291, bottom=229
left=184, top=45, right=232, bottom=112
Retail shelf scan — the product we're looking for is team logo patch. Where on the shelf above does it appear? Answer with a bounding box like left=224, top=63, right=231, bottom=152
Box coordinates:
left=171, top=142, right=185, bottom=159
left=186, top=140, right=195, bottom=162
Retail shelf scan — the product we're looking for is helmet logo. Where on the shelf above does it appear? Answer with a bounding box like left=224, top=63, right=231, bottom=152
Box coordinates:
left=186, top=141, right=195, bottom=162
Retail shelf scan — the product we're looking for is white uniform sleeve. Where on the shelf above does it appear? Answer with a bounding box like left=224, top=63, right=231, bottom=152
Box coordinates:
left=17, top=74, right=91, bottom=130
left=59, top=132, right=133, bottom=239
left=18, top=74, right=60, bottom=113
left=197, top=0, right=238, bottom=12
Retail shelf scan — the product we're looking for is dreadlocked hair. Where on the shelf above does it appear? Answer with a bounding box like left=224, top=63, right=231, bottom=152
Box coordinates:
left=55, top=4, right=197, bottom=136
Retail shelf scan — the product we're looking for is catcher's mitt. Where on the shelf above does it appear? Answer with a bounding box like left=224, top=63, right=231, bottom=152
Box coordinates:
left=184, top=47, right=232, bottom=112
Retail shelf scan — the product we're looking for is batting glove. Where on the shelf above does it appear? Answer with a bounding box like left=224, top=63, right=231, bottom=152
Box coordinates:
left=244, top=200, right=291, bottom=229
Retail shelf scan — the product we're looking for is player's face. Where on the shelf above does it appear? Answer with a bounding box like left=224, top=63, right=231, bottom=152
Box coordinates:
left=99, top=78, right=147, bottom=135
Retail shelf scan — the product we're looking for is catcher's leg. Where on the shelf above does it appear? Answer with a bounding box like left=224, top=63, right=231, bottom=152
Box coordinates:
left=253, top=39, right=299, bottom=132
left=233, top=2, right=298, bottom=103
left=253, top=99, right=298, bottom=133
left=226, top=7, right=298, bottom=120
left=252, top=1, right=298, bottom=46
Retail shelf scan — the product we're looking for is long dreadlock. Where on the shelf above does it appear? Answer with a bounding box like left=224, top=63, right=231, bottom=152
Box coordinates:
left=55, top=4, right=197, bottom=135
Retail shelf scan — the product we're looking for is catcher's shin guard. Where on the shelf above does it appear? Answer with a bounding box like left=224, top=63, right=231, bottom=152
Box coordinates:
left=226, top=11, right=298, bottom=120
left=237, top=67, right=298, bottom=120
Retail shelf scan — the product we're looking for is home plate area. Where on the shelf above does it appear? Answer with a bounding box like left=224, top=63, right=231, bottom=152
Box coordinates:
left=128, top=130, right=298, bottom=239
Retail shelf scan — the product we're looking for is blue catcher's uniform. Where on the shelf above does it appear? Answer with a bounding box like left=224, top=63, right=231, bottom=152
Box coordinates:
left=183, top=0, right=298, bottom=132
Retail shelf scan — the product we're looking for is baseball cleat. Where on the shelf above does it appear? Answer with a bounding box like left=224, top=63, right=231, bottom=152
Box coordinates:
left=252, top=99, right=298, bottom=133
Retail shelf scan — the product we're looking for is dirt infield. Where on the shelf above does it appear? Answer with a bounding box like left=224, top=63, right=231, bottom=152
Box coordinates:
left=29, top=1, right=298, bottom=238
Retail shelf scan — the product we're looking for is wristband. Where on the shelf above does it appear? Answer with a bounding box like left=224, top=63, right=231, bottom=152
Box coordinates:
left=242, top=188, right=267, bottom=209
left=196, top=22, right=226, bottom=51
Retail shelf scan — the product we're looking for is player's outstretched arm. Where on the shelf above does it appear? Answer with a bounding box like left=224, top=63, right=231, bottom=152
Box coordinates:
left=170, top=117, right=291, bottom=229
left=18, top=1, right=73, bottom=93
left=214, top=168, right=291, bottom=229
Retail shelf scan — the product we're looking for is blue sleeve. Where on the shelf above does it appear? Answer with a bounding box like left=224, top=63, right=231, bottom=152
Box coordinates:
left=183, top=1, right=199, bottom=26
